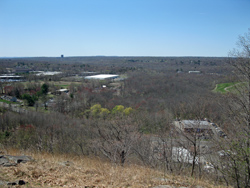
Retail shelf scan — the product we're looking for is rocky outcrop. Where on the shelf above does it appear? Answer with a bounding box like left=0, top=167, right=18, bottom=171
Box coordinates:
left=0, top=155, right=32, bottom=186
left=58, top=160, right=74, bottom=166
left=0, top=179, right=26, bottom=186
left=0, top=155, right=32, bottom=166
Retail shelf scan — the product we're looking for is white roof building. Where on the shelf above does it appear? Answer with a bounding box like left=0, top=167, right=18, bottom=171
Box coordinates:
left=188, top=71, right=201, bottom=74
left=85, top=74, right=119, bottom=80
left=181, top=120, right=210, bottom=129
left=35, top=71, right=62, bottom=76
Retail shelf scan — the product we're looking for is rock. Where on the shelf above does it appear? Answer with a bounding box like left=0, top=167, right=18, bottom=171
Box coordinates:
left=0, top=155, right=16, bottom=166
left=58, top=161, right=74, bottom=166
left=0, top=179, right=26, bottom=186
left=18, top=180, right=26, bottom=185
left=7, top=181, right=17, bottom=185
left=7, top=180, right=26, bottom=186
left=0, top=180, right=7, bottom=185
left=3, top=162, right=17, bottom=167
left=0, top=155, right=32, bottom=166
left=0, top=155, right=9, bottom=165
left=5, top=155, right=32, bottom=163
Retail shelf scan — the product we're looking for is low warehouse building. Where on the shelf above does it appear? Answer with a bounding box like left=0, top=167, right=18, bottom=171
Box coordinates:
left=175, top=120, right=213, bottom=136
left=85, top=74, right=119, bottom=80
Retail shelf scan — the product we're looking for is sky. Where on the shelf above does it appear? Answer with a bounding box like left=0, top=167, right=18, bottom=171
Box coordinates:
left=0, top=0, right=249, bottom=57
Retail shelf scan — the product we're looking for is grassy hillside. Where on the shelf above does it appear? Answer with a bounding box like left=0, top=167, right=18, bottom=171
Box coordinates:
left=213, top=82, right=238, bottom=93
left=0, top=149, right=230, bottom=188
left=214, top=82, right=248, bottom=94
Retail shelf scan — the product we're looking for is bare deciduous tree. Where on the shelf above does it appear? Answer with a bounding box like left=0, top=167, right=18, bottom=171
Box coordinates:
left=92, top=117, right=141, bottom=165
left=218, top=28, right=250, bottom=188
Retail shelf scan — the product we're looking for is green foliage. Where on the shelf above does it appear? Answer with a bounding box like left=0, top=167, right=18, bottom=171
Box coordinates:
left=100, top=108, right=110, bottom=118
left=214, top=82, right=238, bottom=93
left=36, top=90, right=42, bottom=97
left=90, top=104, right=111, bottom=119
left=123, top=107, right=133, bottom=116
left=90, top=104, right=102, bottom=117
left=41, top=83, right=49, bottom=95
left=15, top=88, right=21, bottom=98
left=111, top=105, right=125, bottom=114
left=22, top=94, right=38, bottom=106
left=111, top=105, right=134, bottom=116
left=0, top=99, right=14, bottom=104
left=86, top=104, right=133, bottom=119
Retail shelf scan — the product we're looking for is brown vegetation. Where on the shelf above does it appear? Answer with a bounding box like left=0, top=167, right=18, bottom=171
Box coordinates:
left=0, top=149, right=230, bottom=188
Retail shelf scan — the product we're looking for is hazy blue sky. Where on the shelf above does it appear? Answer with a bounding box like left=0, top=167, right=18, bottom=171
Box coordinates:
left=0, top=0, right=249, bottom=57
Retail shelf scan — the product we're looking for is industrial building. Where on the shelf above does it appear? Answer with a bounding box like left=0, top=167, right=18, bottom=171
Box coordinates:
left=0, top=75, right=24, bottom=82
left=175, top=120, right=213, bottom=135
left=85, top=74, right=119, bottom=80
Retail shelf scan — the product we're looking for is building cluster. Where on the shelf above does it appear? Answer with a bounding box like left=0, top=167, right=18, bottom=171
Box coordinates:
left=1, top=95, right=18, bottom=103
left=176, top=120, right=213, bottom=138
left=150, top=119, right=228, bottom=171
left=175, top=119, right=227, bottom=138
left=0, top=75, right=24, bottom=82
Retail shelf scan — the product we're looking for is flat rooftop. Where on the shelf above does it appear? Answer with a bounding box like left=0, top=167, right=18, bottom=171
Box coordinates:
left=0, top=75, right=23, bottom=78
left=85, top=74, right=119, bottom=80
left=35, top=71, right=62, bottom=76
left=181, top=120, right=211, bottom=129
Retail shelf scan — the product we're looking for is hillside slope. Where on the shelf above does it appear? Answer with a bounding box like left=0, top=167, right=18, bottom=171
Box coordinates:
left=0, top=150, right=230, bottom=188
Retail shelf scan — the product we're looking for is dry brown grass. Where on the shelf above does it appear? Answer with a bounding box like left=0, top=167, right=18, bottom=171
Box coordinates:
left=0, top=149, right=231, bottom=188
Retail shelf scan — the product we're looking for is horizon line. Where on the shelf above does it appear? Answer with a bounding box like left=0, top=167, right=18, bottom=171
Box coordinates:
left=0, top=55, right=228, bottom=58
